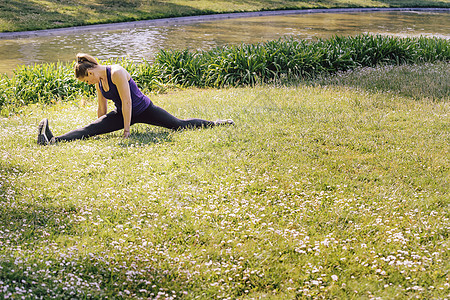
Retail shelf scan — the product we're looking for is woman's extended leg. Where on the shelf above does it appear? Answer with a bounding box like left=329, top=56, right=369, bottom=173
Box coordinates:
left=133, top=102, right=216, bottom=130
left=54, top=110, right=124, bottom=142
left=42, top=103, right=233, bottom=144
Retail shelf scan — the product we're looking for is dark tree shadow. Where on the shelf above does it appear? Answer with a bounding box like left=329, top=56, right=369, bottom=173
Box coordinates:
left=0, top=0, right=85, bottom=30
left=375, top=0, right=450, bottom=7
left=0, top=0, right=214, bottom=32
left=98, top=0, right=140, bottom=8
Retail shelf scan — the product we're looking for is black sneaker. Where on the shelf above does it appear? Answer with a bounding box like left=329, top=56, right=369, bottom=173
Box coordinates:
left=214, top=119, right=235, bottom=126
left=37, top=118, right=54, bottom=145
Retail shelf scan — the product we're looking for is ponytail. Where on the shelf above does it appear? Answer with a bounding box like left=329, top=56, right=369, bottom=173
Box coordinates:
left=75, top=53, right=99, bottom=78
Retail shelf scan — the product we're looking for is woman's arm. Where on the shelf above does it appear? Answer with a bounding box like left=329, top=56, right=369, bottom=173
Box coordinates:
left=111, top=66, right=132, bottom=138
left=95, top=83, right=108, bottom=118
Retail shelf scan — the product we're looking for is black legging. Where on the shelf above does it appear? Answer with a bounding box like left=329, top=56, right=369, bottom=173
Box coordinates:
left=55, top=102, right=215, bottom=142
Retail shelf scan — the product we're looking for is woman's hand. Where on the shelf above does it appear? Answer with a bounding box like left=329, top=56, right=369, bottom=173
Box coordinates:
left=123, top=129, right=131, bottom=138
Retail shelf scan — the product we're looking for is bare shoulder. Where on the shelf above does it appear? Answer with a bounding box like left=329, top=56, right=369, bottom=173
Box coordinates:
left=110, top=64, right=131, bottom=82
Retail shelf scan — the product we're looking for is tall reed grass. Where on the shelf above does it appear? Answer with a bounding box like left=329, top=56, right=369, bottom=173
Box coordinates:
left=0, top=34, right=448, bottom=115
left=155, top=34, right=449, bottom=87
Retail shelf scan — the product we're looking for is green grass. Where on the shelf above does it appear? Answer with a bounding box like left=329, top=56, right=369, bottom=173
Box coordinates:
left=313, top=62, right=450, bottom=100
left=1, top=0, right=449, bottom=32
left=0, top=62, right=448, bottom=298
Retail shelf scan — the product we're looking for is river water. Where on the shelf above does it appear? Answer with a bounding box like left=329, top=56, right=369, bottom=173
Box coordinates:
left=0, top=11, right=448, bottom=75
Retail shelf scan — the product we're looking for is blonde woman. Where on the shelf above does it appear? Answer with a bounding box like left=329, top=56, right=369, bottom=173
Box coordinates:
left=37, top=53, right=233, bottom=145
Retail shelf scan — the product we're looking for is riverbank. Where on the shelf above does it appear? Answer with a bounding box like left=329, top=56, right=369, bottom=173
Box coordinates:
left=1, top=7, right=449, bottom=40
left=1, top=0, right=449, bottom=33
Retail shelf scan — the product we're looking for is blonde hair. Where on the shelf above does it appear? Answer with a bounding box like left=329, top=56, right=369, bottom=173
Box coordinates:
left=75, top=53, right=98, bottom=78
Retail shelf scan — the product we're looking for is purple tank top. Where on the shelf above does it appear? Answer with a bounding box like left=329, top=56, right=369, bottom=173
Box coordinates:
left=99, top=66, right=151, bottom=116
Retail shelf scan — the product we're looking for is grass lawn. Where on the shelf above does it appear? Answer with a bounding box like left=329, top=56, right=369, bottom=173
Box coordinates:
left=1, top=0, right=449, bottom=32
left=0, top=62, right=448, bottom=298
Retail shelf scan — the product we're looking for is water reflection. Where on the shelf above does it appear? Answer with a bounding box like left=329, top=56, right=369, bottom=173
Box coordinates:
left=0, top=11, right=448, bottom=75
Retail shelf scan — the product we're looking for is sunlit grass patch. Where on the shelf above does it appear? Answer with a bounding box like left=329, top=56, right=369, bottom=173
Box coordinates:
left=314, top=61, right=450, bottom=101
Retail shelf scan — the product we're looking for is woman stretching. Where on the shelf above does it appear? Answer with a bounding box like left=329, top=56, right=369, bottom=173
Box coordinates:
left=37, top=53, right=234, bottom=145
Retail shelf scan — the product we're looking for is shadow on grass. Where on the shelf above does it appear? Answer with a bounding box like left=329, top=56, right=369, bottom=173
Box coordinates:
left=0, top=161, right=77, bottom=246
left=0, top=160, right=190, bottom=297
left=0, top=0, right=84, bottom=31
left=377, top=0, right=450, bottom=7
left=117, top=123, right=223, bottom=147
left=0, top=0, right=214, bottom=32
left=118, top=129, right=173, bottom=147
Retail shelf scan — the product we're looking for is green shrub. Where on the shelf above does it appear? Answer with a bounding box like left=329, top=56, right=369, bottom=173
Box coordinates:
left=0, top=62, right=93, bottom=109
left=156, top=34, right=448, bottom=87
left=156, top=49, right=206, bottom=86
